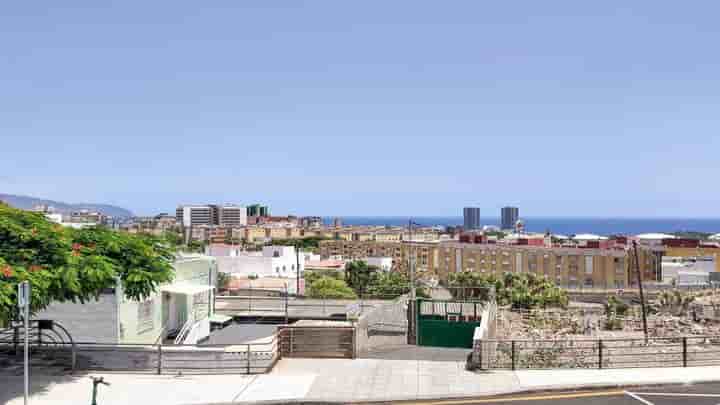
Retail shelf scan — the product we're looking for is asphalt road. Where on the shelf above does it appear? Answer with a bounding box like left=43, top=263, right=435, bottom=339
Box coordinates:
left=399, top=383, right=720, bottom=405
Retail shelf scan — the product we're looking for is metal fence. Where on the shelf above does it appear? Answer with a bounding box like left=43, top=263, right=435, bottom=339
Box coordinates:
left=0, top=336, right=279, bottom=375
left=473, top=336, right=720, bottom=370
left=278, top=326, right=355, bottom=359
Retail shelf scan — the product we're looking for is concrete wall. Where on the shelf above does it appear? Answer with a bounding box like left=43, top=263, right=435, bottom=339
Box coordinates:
left=471, top=301, right=497, bottom=369
left=117, top=291, right=163, bottom=344
left=36, top=293, right=119, bottom=343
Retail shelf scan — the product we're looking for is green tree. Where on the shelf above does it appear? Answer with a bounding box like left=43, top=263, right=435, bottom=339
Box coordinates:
left=272, top=237, right=329, bottom=250
left=161, top=230, right=183, bottom=248
left=217, top=272, right=232, bottom=291
left=0, top=203, right=174, bottom=324
left=304, top=269, right=343, bottom=286
left=307, top=276, right=357, bottom=299
left=345, top=260, right=376, bottom=294
left=447, top=271, right=568, bottom=309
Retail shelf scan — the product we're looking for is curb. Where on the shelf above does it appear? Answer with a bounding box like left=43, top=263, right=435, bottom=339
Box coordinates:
left=210, top=379, right=720, bottom=405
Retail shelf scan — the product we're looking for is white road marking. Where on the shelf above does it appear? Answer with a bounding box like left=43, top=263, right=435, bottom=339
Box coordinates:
left=624, top=391, right=654, bottom=405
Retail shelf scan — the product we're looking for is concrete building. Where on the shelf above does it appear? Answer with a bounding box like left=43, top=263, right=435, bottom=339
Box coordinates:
left=438, top=242, right=640, bottom=290
left=212, top=245, right=304, bottom=295
left=320, top=237, right=664, bottom=290
left=176, top=204, right=246, bottom=228
left=300, top=216, right=323, bottom=228
left=37, top=254, right=218, bottom=344
left=177, top=205, right=214, bottom=227
left=463, top=207, right=480, bottom=230
left=215, top=204, right=247, bottom=226
left=501, top=207, right=519, bottom=230
left=318, top=240, right=440, bottom=276
left=364, top=257, right=393, bottom=272
left=246, top=204, right=269, bottom=217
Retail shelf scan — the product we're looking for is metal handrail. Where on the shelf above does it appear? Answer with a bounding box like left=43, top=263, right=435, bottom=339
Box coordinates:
left=173, top=318, right=195, bottom=345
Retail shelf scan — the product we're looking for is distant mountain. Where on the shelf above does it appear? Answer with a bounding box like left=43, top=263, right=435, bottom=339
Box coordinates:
left=0, top=193, right=134, bottom=218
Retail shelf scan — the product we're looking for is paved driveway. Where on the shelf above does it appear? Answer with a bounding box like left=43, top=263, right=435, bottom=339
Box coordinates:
left=363, top=344, right=470, bottom=362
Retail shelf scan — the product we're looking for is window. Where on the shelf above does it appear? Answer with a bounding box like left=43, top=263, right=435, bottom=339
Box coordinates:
left=276, top=266, right=280, bottom=273
left=273, top=251, right=280, bottom=257
left=282, top=265, right=286, bottom=272
left=192, top=291, right=209, bottom=320
left=584, top=278, right=594, bottom=288
left=291, top=264, right=295, bottom=270
left=137, top=299, right=154, bottom=334
left=585, top=256, right=594, bottom=275
left=528, top=254, right=537, bottom=272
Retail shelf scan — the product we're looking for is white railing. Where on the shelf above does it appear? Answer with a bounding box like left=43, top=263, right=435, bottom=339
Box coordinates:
left=174, top=318, right=194, bottom=345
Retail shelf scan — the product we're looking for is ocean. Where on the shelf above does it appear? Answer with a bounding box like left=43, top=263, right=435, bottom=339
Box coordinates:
left=322, top=216, right=720, bottom=236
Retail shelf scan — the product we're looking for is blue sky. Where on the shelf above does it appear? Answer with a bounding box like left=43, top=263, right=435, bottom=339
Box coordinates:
left=2, top=2, right=720, bottom=217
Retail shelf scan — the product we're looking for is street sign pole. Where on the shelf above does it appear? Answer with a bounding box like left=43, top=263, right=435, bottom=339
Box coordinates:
left=18, top=281, right=30, bottom=405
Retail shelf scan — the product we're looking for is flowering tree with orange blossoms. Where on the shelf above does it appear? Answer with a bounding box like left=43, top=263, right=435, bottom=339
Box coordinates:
left=0, top=203, right=173, bottom=324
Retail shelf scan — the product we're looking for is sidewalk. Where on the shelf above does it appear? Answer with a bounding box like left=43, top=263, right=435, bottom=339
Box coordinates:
left=3, top=359, right=720, bottom=404
left=267, top=358, right=720, bottom=402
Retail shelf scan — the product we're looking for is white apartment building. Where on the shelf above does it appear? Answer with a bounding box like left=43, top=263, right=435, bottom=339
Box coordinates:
left=176, top=204, right=247, bottom=227
left=177, top=205, right=213, bottom=227
left=213, top=245, right=304, bottom=279
left=216, top=204, right=247, bottom=226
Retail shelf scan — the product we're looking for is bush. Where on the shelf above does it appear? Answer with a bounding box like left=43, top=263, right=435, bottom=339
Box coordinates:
left=307, top=276, right=357, bottom=299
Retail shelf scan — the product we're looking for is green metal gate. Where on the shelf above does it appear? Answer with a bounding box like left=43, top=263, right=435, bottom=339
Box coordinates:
left=416, top=299, right=483, bottom=348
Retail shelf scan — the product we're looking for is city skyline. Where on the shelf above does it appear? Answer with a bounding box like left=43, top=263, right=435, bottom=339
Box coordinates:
left=3, top=2, right=720, bottom=217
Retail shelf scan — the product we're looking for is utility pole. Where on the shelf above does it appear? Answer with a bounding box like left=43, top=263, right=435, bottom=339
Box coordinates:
left=408, top=219, right=417, bottom=345
left=632, top=241, right=649, bottom=344
left=295, top=242, right=302, bottom=297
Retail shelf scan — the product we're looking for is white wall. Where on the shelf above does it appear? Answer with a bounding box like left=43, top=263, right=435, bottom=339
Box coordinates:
left=364, top=257, right=393, bottom=272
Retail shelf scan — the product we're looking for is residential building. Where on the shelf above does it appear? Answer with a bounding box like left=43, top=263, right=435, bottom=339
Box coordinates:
left=501, top=206, right=519, bottom=230
left=320, top=237, right=665, bottom=290
left=176, top=205, right=213, bottom=227
left=661, top=238, right=720, bottom=273
left=176, top=204, right=246, bottom=227
left=70, top=209, right=109, bottom=225
left=244, top=227, right=269, bottom=243
left=318, top=240, right=440, bottom=276
left=437, top=242, right=637, bottom=290
left=37, top=254, right=217, bottom=344
left=300, top=216, right=323, bottom=228
left=364, top=257, right=393, bottom=272
left=215, top=204, right=247, bottom=226
left=212, top=245, right=304, bottom=295
left=463, top=207, right=480, bottom=230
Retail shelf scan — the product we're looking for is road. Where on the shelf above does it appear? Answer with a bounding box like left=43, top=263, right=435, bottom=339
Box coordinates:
left=399, top=383, right=720, bottom=405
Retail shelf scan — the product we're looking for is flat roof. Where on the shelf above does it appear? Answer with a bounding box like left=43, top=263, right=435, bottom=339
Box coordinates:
left=160, top=282, right=213, bottom=295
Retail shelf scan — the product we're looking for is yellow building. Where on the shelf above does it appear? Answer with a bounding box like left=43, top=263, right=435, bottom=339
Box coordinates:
left=319, top=239, right=662, bottom=290
left=437, top=242, right=634, bottom=289
left=664, top=245, right=720, bottom=273
left=244, top=227, right=267, bottom=243
left=318, top=240, right=439, bottom=276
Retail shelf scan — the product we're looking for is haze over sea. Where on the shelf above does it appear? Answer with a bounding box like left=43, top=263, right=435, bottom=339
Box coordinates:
left=324, top=217, right=720, bottom=236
